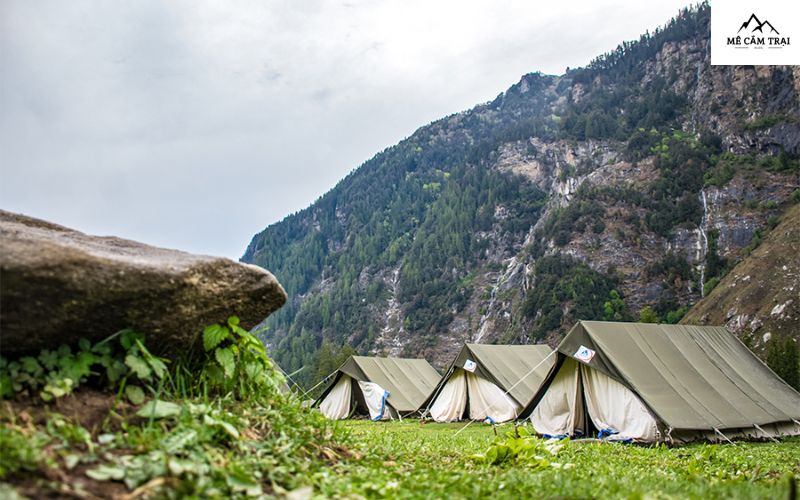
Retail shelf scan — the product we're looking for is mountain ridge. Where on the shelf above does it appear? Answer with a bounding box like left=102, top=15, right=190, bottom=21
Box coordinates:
left=243, top=2, right=800, bottom=389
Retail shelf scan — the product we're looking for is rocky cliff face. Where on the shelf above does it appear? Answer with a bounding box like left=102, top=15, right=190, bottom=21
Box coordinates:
left=242, top=5, right=800, bottom=381
left=682, top=203, right=800, bottom=353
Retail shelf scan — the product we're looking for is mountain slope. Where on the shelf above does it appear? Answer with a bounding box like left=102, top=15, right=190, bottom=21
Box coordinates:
left=243, top=3, right=800, bottom=388
left=682, top=203, right=800, bottom=349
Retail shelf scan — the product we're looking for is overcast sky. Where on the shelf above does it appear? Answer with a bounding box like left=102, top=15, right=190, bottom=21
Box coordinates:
left=1, top=0, right=691, bottom=259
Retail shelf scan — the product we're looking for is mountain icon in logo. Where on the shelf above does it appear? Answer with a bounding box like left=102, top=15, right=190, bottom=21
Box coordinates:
left=737, top=13, right=780, bottom=35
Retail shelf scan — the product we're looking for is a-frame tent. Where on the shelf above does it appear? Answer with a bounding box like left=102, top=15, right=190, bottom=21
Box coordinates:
left=422, top=344, right=555, bottom=423
left=315, top=356, right=441, bottom=420
left=518, top=321, right=800, bottom=443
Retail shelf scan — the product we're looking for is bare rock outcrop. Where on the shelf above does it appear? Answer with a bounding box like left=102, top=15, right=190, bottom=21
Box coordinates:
left=682, top=203, right=800, bottom=350
left=0, top=210, right=286, bottom=355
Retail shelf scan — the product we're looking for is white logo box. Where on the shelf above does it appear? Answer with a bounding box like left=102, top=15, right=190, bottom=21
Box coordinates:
left=711, top=0, right=799, bottom=65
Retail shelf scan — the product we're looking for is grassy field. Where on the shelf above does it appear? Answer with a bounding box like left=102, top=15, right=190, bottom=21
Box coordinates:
left=2, top=325, right=799, bottom=498
left=318, top=420, right=800, bottom=499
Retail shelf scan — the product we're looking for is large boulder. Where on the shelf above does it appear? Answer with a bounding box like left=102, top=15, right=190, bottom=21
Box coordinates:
left=0, top=210, right=286, bottom=356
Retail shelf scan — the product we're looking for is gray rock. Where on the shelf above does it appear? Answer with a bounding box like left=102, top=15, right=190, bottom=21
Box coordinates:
left=0, top=210, right=286, bottom=356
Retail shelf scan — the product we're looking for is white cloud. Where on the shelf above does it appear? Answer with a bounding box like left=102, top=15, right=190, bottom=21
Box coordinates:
left=1, top=0, right=691, bottom=258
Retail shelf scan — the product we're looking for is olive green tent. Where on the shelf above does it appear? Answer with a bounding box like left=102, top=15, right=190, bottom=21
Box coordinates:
left=422, top=344, right=555, bottom=423
left=314, top=356, right=441, bottom=420
left=519, top=321, right=800, bottom=443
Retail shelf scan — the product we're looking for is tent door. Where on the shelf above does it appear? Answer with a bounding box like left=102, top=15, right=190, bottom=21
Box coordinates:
left=577, top=367, right=596, bottom=438
left=529, top=357, right=585, bottom=437
left=351, top=377, right=368, bottom=416
left=429, top=369, right=468, bottom=422
left=580, top=364, right=659, bottom=442
left=465, top=372, right=520, bottom=423
left=319, top=374, right=353, bottom=420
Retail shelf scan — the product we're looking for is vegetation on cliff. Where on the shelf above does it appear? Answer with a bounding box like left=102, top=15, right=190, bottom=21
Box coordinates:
left=243, top=1, right=800, bottom=391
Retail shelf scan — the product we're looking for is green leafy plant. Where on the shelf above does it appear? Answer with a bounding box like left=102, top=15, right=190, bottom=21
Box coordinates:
left=0, top=330, right=167, bottom=404
left=0, top=319, right=339, bottom=498
left=117, top=330, right=169, bottom=404
left=0, top=425, right=48, bottom=478
left=201, top=316, right=286, bottom=400
left=471, top=426, right=572, bottom=469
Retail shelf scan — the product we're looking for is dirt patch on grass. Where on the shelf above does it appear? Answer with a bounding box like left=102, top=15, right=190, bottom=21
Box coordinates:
left=1, top=390, right=141, bottom=499
left=13, top=465, right=130, bottom=500
left=2, top=388, right=131, bottom=433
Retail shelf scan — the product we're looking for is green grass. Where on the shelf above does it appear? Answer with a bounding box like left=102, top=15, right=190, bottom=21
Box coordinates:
left=3, top=402, right=799, bottom=498
left=0, top=322, right=342, bottom=498
left=318, top=421, right=800, bottom=499
left=3, top=324, right=799, bottom=498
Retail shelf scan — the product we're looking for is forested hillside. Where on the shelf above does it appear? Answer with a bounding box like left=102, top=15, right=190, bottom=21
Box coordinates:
left=243, top=2, right=800, bottom=389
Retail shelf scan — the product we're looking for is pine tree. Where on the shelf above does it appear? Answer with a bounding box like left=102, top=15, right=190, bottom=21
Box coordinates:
left=767, top=336, right=800, bottom=390
left=780, top=337, right=799, bottom=390
left=603, top=290, right=629, bottom=321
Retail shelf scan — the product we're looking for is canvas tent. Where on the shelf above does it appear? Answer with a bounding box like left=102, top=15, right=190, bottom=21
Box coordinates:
left=422, top=344, right=555, bottom=423
left=519, top=321, right=800, bottom=443
left=315, top=356, right=441, bottom=420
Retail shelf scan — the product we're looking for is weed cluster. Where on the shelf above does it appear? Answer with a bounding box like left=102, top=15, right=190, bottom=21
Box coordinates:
left=0, top=330, right=167, bottom=404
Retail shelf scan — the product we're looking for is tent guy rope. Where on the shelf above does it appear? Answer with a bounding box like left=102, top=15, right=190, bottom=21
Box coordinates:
left=453, top=349, right=556, bottom=437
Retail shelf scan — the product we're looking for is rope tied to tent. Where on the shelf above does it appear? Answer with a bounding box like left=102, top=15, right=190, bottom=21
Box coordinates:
left=453, top=349, right=557, bottom=437
left=298, top=371, right=336, bottom=402
left=277, top=365, right=306, bottom=393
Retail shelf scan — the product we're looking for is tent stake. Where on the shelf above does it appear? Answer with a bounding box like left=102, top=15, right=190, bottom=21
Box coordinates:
left=713, top=427, right=735, bottom=445
left=753, top=423, right=779, bottom=443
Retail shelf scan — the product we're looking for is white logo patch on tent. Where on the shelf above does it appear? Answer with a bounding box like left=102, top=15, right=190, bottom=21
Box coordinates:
left=463, top=359, right=477, bottom=372
left=574, top=345, right=596, bottom=363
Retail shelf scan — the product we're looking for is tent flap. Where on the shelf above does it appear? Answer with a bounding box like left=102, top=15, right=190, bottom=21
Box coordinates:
left=466, top=372, right=520, bottom=423
left=319, top=374, right=352, bottom=420
left=581, top=364, right=659, bottom=441
left=429, top=369, right=468, bottom=422
left=358, top=381, right=391, bottom=421
left=530, top=358, right=583, bottom=437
